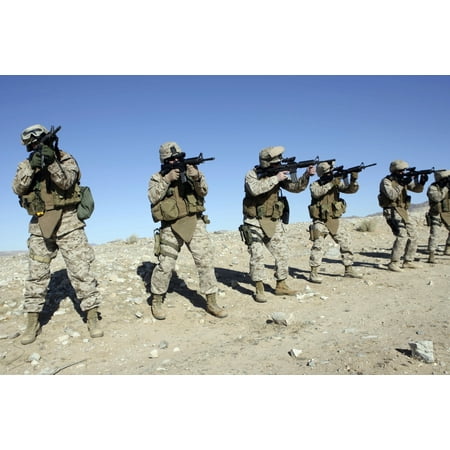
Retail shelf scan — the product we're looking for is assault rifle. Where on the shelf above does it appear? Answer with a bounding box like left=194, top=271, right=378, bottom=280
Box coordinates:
left=33, top=125, right=61, bottom=168
left=332, top=162, right=377, bottom=178
left=256, top=156, right=335, bottom=182
left=160, top=152, right=215, bottom=183
left=405, top=167, right=435, bottom=177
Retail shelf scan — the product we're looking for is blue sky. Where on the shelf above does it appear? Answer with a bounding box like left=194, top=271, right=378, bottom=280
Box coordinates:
left=1, top=75, right=450, bottom=251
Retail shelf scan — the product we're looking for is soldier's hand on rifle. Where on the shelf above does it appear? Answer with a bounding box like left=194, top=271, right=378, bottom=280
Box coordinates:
left=41, top=145, right=55, bottom=166
left=276, top=171, right=289, bottom=182
left=29, top=151, right=42, bottom=169
left=186, top=164, right=200, bottom=180
left=306, top=165, right=316, bottom=176
left=164, top=168, right=180, bottom=183
left=350, top=171, right=359, bottom=182
left=419, top=173, right=429, bottom=185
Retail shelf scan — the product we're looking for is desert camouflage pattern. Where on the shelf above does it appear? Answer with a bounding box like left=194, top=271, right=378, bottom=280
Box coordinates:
left=309, top=221, right=354, bottom=267
left=148, top=170, right=208, bottom=205
left=382, top=207, right=418, bottom=262
left=380, top=175, right=423, bottom=262
left=12, top=150, right=100, bottom=313
left=246, top=220, right=289, bottom=281
left=243, top=167, right=311, bottom=228
left=24, top=229, right=100, bottom=312
left=150, top=219, right=217, bottom=295
left=427, top=183, right=450, bottom=252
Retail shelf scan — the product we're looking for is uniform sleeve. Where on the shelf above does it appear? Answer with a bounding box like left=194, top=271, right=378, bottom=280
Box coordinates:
left=380, top=177, right=402, bottom=201
left=189, top=170, right=208, bottom=197
left=12, top=159, right=35, bottom=195
left=427, top=183, right=448, bottom=202
left=47, top=152, right=80, bottom=190
left=310, top=179, right=334, bottom=199
left=245, top=169, right=279, bottom=196
left=281, top=169, right=311, bottom=193
left=339, top=178, right=359, bottom=194
left=148, top=172, right=171, bottom=205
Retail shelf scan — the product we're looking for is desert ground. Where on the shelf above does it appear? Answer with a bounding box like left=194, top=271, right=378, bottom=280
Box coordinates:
left=1, top=205, right=449, bottom=376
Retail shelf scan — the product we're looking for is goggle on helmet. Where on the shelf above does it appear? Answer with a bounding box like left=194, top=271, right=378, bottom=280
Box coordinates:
left=21, top=124, right=48, bottom=146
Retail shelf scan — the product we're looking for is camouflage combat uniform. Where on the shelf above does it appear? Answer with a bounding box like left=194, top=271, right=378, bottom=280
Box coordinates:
left=148, top=141, right=226, bottom=319
left=426, top=171, right=450, bottom=257
left=308, top=174, right=359, bottom=269
left=379, top=171, right=424, bottom=266
left=149, top=170, right=217, bottom=295
left=12, top=151, right=101, bottom=314
left=243, top=167, right=311, bottom=282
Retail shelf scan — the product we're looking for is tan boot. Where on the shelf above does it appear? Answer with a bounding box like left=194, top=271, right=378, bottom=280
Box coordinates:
left=151, top=294, right=166, bottom=320
left=344, top=265, right=363, bottom=278
left=275, top=279, right=297, bottom=296
left=309, top=266, right=323, bottom=284
left=387, top=261, right=403, bottom=272
left=86, top=308, right=103, bottom=338
left=206, top=293, right=227, bottom=318
left=254, top=280, right=267, bottom=303
left=428, top=251, right=436, bottom=264
left=402, top=261, right=419, bottom=269
left=20, top=312, right=41, bottom=345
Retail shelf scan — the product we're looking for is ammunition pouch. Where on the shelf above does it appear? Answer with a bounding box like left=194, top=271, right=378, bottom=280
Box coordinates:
left=19, top=191, right=45, bottom=216
left=308, top=199, right=346, bottom=221
left=239, top=224, right=254, bottom=246
left=151, top=194, right=205, bottom=223
left=333, top=198, right=347, bottom=218
left=280, top=195, right=290, bottom=224
left=77, top=185, right=94, bottom=220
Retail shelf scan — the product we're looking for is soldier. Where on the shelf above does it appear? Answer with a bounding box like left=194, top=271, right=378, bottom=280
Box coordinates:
left=241, top=146, right=315, bottom=303
left=12, top=124, right=103, bottom=345
left=378, top=160, right=428, bottom=271
left=426, top=169, right=450, bottom=263
left=307, top=161, right=362, bottom=283
left=148, top=142, right=227, bottom=320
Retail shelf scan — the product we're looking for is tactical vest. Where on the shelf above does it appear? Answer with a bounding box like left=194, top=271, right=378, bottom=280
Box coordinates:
left=243, top=185, right=285, bottom=220
left=19, top=170, right=81, bottom=216
left=308, top=186, right=346, bottom=221
left=151, top=179, right=205, bottom=223
left=429, top=183, right=450, bottom=215
left=378, top=176, right=411, bottom=209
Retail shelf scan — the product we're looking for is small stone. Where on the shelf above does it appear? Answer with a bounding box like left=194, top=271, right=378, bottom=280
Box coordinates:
left=149, top=349, right=159, bottom=358
left=28, top=352, right=41, bottom=362
left=409, top=340, right=434, bottom=363
left=288, top=348, right=302, bottom=358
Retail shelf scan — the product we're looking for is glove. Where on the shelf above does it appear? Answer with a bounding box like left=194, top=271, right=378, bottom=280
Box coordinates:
left=164, top=168, right=180, bottom=183
left=186, top=164, right=199, bottom=180
left=350, top=171, right=359, bottom=182
left=41, top=145, right=55, bottom=166
left=419, top=174, right=429, bottom=185
left=399, top=175, right=412, bottom=186
left=29, top=151, right=43, bottom=169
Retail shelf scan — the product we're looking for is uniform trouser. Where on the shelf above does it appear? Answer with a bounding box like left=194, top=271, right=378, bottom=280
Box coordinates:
left=383, top=208, right=417, bottom=262
left=247, top=221, right=288, bottom=282
left=427, top=214, right=450, bottom=252
left=150, top=219, right=217, bottom=296
left=24, top=228, right=100, bottom=313
left=309, top=220, right=354, bottom=267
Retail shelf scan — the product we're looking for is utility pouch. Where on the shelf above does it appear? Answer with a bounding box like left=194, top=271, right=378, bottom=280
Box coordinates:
left=151, top=197, right=179, bottom=222
left=239, top=224, right=253, bottom=246
left=153, top=228, right=161, bottom=257
left=425, top=212, right=431, bottom=227
left=19, top=191, right=45, bottom=216
left=280, top=195, right=290, bottom=224
left=308, top=203, right=321, bottom=220
left=77, top=185, right=95, bottom=220
left=332, top=198, right=347, bottom=218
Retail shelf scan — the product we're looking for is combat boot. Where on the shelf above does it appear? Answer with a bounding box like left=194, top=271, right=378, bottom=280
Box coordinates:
left=254, top=280, right=267, bottom=303
left=151, top=294, right=166, bottom=320
left=205, top=293, right=227, bottom=318
left=444, top=245, right=450, bottom=256
left=275, top=279, right=297, bottom=296
left=427, top=251, right=436, bottom=264
left=344, top=265, right=363, bottom=279
left=402, top=260, right=419, bottom=269
left=86, top=308, right=104, bottom=338
left=387, top=261, right=403, bottom=272
left=309, top=266, right=323, bottom=284
left=20, top=312, right=41, bottom=345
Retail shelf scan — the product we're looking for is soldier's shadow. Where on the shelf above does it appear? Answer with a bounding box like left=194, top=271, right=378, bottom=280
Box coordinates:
left=137, top=261, right=206, bottom=310
left=39, top=269, right=84, bottom=326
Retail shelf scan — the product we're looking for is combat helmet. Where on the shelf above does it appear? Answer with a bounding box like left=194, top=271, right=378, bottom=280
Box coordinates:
left=21, top=124, right=48, bottom=148
left=159, top=142, right=185, bottom=163
left=389, top=160, right=409, bottom=172
left=259, top=146, right=284, bottom=168
left=434, top=169, right=450, bottom=182
left=317, top=161, right=334, bottom=178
